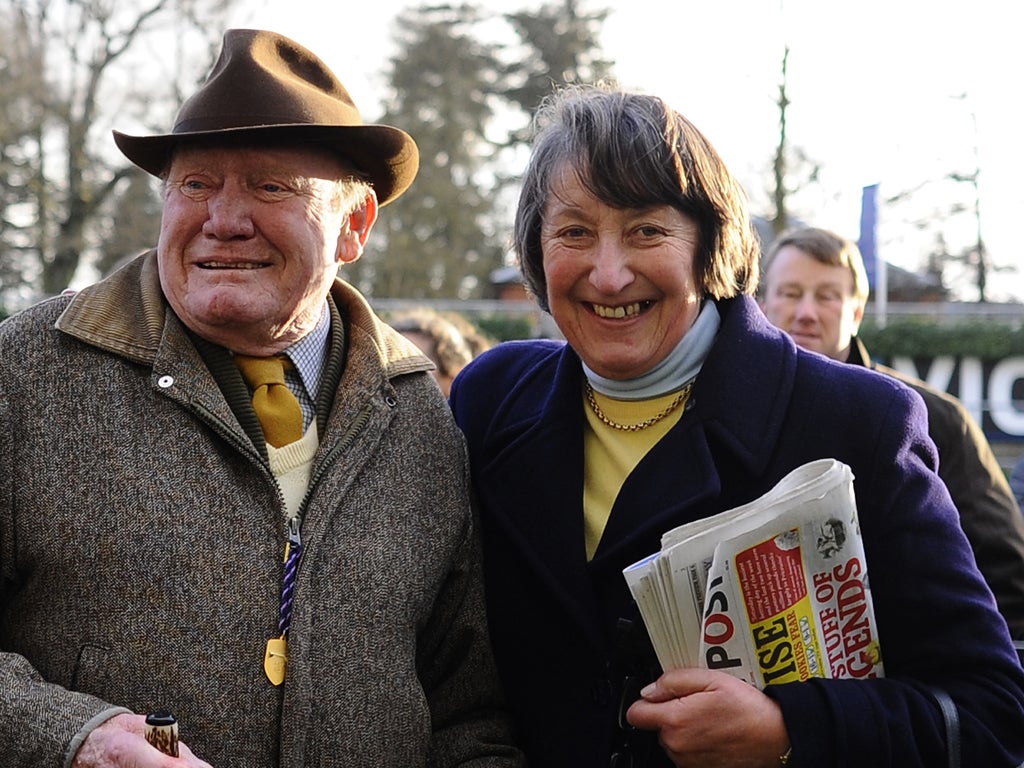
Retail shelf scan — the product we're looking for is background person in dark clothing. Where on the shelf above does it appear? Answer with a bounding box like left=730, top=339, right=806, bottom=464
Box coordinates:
left=760, top=225, right=1024, bottom=640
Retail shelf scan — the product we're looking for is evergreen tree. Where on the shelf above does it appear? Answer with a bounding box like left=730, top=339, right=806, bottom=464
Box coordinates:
left=350, top=3, right=505, bottom=300
left=493, top=0, right=614, bottom=231
left=502, top=0, right=614, bottom=144
left=344, top=0, right=614, bottom=300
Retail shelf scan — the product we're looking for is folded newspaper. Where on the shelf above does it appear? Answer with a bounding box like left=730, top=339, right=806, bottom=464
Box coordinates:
left=623, top=458, right=883, bottom=687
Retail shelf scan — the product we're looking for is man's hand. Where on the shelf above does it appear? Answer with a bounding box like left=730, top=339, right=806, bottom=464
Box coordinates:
left=626, top=668, right=790, bottom=768
left=70, top=713, right=214, bottom=768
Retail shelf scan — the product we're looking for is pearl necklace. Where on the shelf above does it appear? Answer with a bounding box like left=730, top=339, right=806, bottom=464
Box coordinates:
left=584, top=381, right=692, bottom=432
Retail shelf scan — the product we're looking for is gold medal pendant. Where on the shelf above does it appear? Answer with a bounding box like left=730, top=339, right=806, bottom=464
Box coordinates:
left=264, top=635, right=288, bottom=686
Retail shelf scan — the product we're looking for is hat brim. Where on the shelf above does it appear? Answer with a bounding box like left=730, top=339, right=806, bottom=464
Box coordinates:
left=113, top=123, right=418, bottom=206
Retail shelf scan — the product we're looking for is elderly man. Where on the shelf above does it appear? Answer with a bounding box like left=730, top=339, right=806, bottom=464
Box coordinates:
left=760, top=225, right=1024, bottom=640
left=0, top=29, right=521, bottom=768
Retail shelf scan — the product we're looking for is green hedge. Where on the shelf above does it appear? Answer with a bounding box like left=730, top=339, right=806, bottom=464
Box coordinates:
left=474, top=314, right=534, bottom=343
left=859, top=319, right=1024, bottom=359
left=476, top=315, right=1024, bottom=354
left=474, top=315, right=1024, bottom=353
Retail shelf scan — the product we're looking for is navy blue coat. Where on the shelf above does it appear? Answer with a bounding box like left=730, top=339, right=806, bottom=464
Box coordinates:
left=450, top=295, right=1024, bottom=768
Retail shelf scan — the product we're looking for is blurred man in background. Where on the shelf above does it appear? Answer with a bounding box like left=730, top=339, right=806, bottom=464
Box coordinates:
left=760, top=225, right=1024, bottom=640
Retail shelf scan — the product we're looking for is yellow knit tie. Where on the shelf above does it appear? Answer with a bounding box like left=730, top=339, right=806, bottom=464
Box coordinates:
left=234, top=355, right=304, bottom=448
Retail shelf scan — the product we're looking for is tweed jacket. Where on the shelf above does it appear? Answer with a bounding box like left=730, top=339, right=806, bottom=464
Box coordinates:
left=449, top=295, right=1024, bottom=768
left=0, top=253, right=521, bottom=767
left=848, top=336, right=1024, bottom=639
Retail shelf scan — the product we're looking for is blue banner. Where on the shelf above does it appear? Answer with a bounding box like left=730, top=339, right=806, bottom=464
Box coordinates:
left=859, top=184, right=879, bottom=289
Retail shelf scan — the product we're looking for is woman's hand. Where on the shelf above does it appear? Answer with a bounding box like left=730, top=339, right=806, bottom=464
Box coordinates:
left=626, top=668, right=790, bottom=768
left=71, top=713, right=214, bottom=768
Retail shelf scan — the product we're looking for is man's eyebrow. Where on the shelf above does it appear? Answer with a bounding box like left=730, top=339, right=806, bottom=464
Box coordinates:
left=246, top=169, right=320, bottom=188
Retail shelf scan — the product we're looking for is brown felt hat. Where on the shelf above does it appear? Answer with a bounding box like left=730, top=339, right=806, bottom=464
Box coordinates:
left=113, top=29, right=418, bottom=205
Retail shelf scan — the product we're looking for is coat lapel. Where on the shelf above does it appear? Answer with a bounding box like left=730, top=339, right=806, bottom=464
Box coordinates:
left=594, top=410, right=720, bottom=565
left=474, top=347, right=608, bottom=639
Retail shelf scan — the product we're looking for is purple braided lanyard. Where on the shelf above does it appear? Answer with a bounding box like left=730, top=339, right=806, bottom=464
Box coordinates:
left=280, top=517, right=302, bottom=636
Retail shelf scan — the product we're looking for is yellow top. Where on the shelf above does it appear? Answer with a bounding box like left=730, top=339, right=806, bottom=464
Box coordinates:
left=582, top=386, right=689, bottom=560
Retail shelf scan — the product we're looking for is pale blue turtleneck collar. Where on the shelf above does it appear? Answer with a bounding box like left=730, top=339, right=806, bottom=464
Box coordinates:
left=583, top=300, right=720, bottom=400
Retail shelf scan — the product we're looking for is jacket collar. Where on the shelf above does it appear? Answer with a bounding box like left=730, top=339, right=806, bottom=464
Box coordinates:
left=847, top=336, right=872, bottom=368
left=689, top=295, right=800, bottom=475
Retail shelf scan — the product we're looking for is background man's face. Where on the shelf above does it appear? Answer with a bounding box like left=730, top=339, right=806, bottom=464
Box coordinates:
left=760, top=245, right=864, bottom=361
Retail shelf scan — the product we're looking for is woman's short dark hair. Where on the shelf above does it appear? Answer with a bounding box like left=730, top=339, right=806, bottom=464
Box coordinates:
left=513, top=85, right=760, bottom=311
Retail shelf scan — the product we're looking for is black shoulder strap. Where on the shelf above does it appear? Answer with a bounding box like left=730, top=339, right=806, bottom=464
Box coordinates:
left=928, top=687, right=960, bottom=768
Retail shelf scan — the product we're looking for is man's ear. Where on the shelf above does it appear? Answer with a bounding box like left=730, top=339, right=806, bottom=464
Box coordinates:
left=336, top=191, right=379, bottom=265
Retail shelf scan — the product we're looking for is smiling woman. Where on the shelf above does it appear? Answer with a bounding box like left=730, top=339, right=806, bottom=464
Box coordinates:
left=448, top=83, right=1024, bottom=768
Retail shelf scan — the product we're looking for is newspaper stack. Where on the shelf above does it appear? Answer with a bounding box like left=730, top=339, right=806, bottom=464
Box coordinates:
left=623, top=458, right=883, bottom=687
